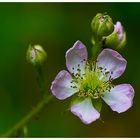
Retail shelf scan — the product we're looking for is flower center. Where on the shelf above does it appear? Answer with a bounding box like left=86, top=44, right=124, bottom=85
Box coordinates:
left=71, top=62, right=113, bottom=99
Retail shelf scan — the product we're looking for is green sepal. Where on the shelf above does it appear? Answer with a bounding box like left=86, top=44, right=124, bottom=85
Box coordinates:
left=117, top=31, right=127, bottom=49
left=71, top=95, right=102, bottom=113
left=91, top=13, right=114, bottom=42
left=92, top=98, right=102, bottom=112
left=105, top=31, right=127, bottom=50
left=70, top=94, right=85, bottom=107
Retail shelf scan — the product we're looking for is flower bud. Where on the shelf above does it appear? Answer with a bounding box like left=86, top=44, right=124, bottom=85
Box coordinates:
left=105, top=21, right=126, bottom=50
left=91, top=13, right=114, bottom=41
left=26, top=44, right=47, bottom=66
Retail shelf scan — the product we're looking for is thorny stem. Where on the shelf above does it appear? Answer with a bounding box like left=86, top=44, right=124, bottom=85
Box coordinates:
left=1, top=94, right=54, bottom=137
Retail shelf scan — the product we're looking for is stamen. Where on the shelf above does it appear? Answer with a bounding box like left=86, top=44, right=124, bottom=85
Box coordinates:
left=99, top=67, right=103, bottom=70
left=105, top=71, right=110, bottom=75
left=72, top=61, right=113, bottom=99
left=77, top=68, right=81, bottom=72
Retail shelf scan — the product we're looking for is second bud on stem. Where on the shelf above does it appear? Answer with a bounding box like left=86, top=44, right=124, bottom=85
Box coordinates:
left=104, top=21, right=126, bottom=50
left=26, top=44, right=47, bottom=67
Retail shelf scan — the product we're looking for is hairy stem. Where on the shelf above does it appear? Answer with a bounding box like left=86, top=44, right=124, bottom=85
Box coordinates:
left=2, top=94, right=54, bottom=137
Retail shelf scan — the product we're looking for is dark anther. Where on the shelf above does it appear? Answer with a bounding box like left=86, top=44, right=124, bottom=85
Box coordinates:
left=105, top=71, right=109, bottom=75
left=73, top=86, right=77, bottom=88
left=75, top=73, right=80, bottom=77
left=77, top=68, right=81, bottom=72
left=99, top=67, right=103, bottom=70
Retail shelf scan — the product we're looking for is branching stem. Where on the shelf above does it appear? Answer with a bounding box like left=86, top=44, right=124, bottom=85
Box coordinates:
left=2, top=94, right=54, bottom=137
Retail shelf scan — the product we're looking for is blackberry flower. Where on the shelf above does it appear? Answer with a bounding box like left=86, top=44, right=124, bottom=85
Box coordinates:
left=51, top=40, right=134, bottom=124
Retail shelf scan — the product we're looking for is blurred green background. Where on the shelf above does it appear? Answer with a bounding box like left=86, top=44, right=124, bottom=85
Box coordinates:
left=0, top=2, right=139, bottom=137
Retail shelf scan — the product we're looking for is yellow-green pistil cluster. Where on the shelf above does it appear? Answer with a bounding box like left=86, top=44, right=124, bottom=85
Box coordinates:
left=71, top=62, right=114, bottom=99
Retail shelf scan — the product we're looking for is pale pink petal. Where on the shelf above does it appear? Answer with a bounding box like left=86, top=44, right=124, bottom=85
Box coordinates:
left=66, top=40, right=88, bottom=76
left=71, top=98, right=100, bottom=124
left=97, top=48, right=127, bottom=79
left=114, top=21, right=123, bottom=40
left=102, top=84, right=134, bottom=113
left=51, top=70, right=78, bottom=100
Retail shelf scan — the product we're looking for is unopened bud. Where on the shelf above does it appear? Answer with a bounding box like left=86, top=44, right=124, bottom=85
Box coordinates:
left=105, top=21, right=126, bottom=50
left=91, top=13, right=114, bottom=41
left=26, top=44, right=47, bottom=66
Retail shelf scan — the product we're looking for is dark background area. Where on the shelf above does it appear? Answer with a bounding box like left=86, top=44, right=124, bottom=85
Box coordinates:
left=0, top=3, right=139, bottom=137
